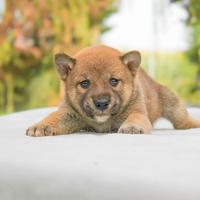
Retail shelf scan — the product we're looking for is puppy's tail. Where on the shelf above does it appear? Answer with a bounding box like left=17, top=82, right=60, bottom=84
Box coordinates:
left=159, top=85, right=200, bottom=129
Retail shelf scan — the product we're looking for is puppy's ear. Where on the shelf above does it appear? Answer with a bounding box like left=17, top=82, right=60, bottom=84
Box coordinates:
left=55, top=53, right=76, bottom=81
left=121, top=51, right=141, bottom=75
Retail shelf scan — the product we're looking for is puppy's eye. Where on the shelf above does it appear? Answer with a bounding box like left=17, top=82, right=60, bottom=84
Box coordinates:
left=110, top=78, right=119, bottom=87
left=80, top=80, right=90, bottom=89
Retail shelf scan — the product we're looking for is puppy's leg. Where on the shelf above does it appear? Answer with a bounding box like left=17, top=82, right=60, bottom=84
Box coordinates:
left=160, top=85, right=200, bottom=129
left=26, top=110, right=82, bottom=137
left=118, top=112, right=152, bottom=134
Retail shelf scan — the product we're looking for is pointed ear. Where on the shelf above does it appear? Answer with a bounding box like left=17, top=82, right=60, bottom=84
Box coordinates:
left=121, top=51, right=141, bottom=75
left=55, top=53, right=76, bottom=81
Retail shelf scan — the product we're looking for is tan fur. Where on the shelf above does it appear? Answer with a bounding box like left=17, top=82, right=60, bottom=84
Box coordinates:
left=26, top=45, right=200, bottom=136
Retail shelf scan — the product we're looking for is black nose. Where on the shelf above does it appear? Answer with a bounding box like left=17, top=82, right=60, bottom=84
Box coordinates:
left=93, top=98, right=110, bottom=111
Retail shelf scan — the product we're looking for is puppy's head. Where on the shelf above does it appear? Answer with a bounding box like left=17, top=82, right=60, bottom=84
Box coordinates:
left=55, top=45, right=141, bottom=124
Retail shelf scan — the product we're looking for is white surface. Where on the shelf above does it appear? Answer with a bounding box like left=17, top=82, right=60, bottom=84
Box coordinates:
left=0, top=107, right=200, bottom=200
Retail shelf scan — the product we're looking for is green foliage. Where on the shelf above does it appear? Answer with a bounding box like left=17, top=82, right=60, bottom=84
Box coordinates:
left=27, top=70, right=60, bottom=109
left=186, top=0, right=200, bottom=70
left=142, top=52, right=200, bottom=106
left=173, top=0, right=200, bottom=92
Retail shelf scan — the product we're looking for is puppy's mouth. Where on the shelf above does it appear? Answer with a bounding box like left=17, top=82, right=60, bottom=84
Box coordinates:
left=88, top=108, right=111, bottom=123
left=83, top=102, right=120, bottom=124
left=94, top=114, right=110, bottom=123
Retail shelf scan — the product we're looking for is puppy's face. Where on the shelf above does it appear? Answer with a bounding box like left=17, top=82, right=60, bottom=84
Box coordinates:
left=55, top=46, right=141, bottom=124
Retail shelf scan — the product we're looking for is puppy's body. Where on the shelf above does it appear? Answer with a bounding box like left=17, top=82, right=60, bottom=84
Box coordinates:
left=26, top=45, right=200, bottom=136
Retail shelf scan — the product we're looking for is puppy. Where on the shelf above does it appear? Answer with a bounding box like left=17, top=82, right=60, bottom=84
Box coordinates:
left=26, top=45, right=200, bottom=136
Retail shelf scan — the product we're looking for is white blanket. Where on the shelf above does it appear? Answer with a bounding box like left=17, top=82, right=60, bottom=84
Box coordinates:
left=0, top=107, right=200, bottom=200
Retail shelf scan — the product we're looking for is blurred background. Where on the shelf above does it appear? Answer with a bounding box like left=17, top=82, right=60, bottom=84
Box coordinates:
left=0, top=0, right=200, bottom=115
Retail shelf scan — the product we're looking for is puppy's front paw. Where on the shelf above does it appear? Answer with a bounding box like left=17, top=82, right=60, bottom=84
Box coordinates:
left=118, top=123, right=150, bottom=134
left=26, top=123, right=57, bottom=137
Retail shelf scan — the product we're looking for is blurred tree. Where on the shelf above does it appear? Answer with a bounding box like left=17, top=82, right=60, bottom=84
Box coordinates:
left=0, top=0, right=117, bottom=113
left=171, top=0, right=200, bottom=92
